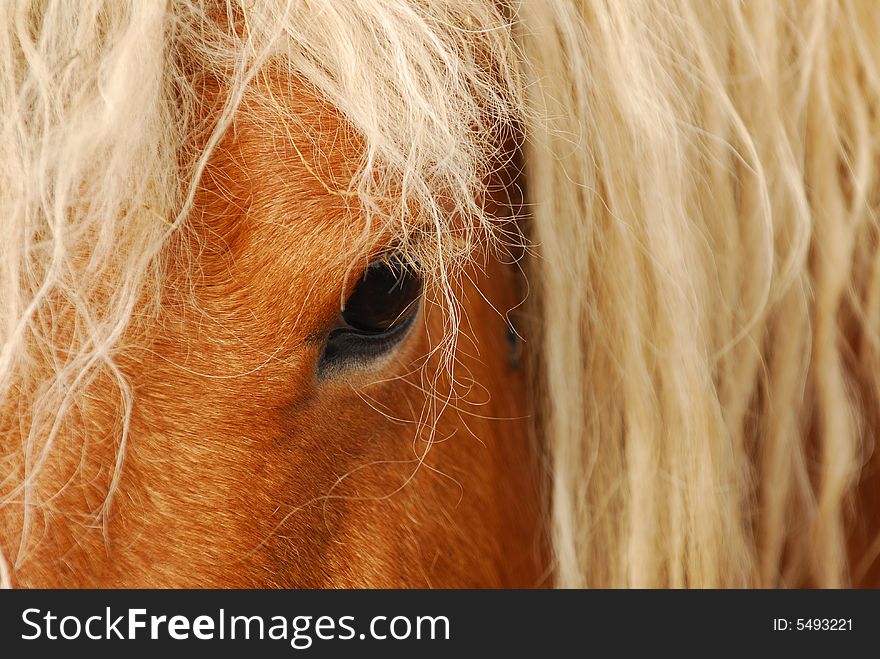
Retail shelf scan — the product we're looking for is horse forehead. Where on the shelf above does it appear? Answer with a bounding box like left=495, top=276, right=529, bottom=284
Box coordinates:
left=204, top=80, right=363, bottom=247
left=189, top=79, right=373, bottom=317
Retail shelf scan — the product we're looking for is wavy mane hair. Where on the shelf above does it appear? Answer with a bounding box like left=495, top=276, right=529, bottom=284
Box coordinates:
left=2, top=0, right=880, bottom=587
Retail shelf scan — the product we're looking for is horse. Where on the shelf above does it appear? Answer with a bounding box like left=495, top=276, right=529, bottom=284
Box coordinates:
left=1, top=0, right=879, bottom=588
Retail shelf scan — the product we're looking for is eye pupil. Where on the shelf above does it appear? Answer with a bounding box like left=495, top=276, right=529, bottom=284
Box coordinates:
left=340, top=257, right=421, bottom=334
left=317, top=255, right=422, bottom=376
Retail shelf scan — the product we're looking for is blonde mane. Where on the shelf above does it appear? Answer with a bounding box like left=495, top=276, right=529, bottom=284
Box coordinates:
left=522, top=0, right=880, bottom=587
left=2, top=0, right=879, bottom=587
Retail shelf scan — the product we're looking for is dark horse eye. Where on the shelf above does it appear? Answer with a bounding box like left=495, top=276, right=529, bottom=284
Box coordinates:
left=317, top=254, right=422, bottom=375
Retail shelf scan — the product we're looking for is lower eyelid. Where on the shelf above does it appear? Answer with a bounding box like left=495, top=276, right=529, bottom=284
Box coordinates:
left=316, top=301, right=420, bottom=377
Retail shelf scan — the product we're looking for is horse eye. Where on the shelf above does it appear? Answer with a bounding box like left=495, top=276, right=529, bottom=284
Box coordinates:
left=317, top=255, right=422, bottom=375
